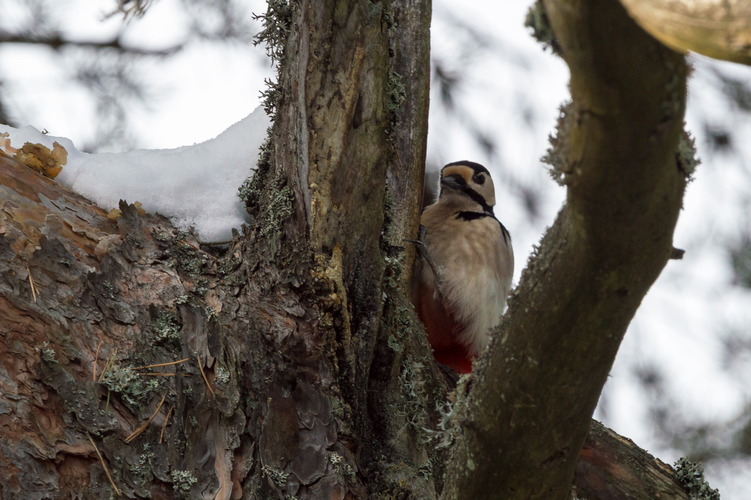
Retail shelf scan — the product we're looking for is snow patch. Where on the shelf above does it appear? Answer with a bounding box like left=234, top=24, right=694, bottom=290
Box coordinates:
left=1, top=106, right=271, bottom=241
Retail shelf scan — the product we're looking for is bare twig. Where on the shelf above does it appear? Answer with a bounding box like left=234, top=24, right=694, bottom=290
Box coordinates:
left=136, top=372, right=175, bottom=377
left=93, top=340, right=103, bottom=381
left=132, top=358, right=189, bottom=370
left=195, top=352, right=215, bottom=398
left=0, top=32, right=184, bottom=57
left=98, top=348, right=118, bottom=382
left=176, top=239, right=218, bottom=260
left=160, top=406, right=174, bottom=444
left=87, top=433, right=120, bottom=496
left=26, top=267, right=37, bottom=303
left=124, top=394, right=167, bottom=443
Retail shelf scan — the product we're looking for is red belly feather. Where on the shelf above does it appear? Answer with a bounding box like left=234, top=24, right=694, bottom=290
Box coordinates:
left=415, top=283, right=475, bottom=374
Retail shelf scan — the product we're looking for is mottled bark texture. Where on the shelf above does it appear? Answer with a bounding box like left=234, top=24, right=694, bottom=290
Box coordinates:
left=442, top=0, right=690, bottom=499
left=259, top=0, right=445, bottom=497
left=0, top=0, right=442, bottom=498
left=574, top=421, right=690, bottom=500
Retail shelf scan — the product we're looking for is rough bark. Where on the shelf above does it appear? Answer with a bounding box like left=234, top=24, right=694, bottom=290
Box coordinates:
left=0, top=153, right=219, bottom=499
left=442, top=0, right=690, bottom=499
left=1, top=0, right=441, bottom=498
left=266, top=0, right=445, bottom=496
left=575, top=421, right=690, bottom=500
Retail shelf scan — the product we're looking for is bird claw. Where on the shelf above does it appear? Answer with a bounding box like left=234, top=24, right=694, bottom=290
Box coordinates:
left=404, top=225, right=440, bottom=281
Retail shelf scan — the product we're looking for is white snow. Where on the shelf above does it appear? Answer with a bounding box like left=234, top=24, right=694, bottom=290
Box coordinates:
left=1, top=106, right=271, bottom=241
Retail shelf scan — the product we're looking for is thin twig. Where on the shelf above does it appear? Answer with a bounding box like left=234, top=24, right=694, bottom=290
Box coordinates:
left=136, top=372, right=175, bottom=377
left=176, top=239, right=218, bottom=260
left=27, top=267, right=37, bottom=303
left=195, top=352, right=215, bottom=398
left=0, top=33, right=184, bottom=57
left=132, top=358, right=189, bottom=370
left=200, top=239, right=233, bottom=247
left=93, top=341, right=103, bottom=382
left=98, top=348, right=118, bottom=382
left=124, top=394, right=167, bottom=443
left=160, top=406, right=174, bottom=444
left=87, top=432, right=120, bottom=496
left=105, top=390, right=111, bottom=412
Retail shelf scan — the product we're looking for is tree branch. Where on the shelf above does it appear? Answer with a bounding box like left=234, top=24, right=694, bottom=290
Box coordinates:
left=0, top=31, right=184, bottom=57
left=442, top=0, right=689, bottom=498
left=575, top=421, right=690, bottom=500
left=618, top=0, right=751, bottom=65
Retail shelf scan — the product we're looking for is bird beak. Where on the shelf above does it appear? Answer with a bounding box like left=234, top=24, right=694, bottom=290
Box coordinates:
left=440, top=174, right=466, bottom=191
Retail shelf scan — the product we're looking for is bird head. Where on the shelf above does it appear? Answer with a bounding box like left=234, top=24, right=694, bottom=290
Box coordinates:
left=439, top=161, right=496, bottom=211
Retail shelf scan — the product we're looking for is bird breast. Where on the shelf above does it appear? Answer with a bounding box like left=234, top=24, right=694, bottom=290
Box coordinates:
left=418, top=205, right=514, bottom=356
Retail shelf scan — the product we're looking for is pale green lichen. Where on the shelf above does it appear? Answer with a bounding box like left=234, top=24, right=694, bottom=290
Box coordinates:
left=252, top=0, right=297, bottom=66
left=677, top=129, right=700, bottom=181
left=331, top=395, right=345, bottom=419
left=541, top=101, right=574, bottom=186
left=398, top=360, right=429, bottom=436
left=194, top=278, right=209, bottom=296
left=239, top=134, right=273, bottom=214
left=215, top=366, right=230, bottom=384
left=152, top=310, right=182, bottom=344
left=525, top=0, right=561, bottom=56
left=100, top=364, right=159, bottom=407
left=387, top=67, right=406, bottom=114
left=387, top=334, right=403, bottom=353
left=674, top=457, right=720, bottom=500
left=130, top=450, right=155, bottom=487
left=330, top=453, right=356, bottom=480
left=257, top=174, right=294, bottom=241
left=37, top=342, right=58, bottom=363
left=171, top=469, right=197, bottom=498
left=252, top=0, right=298, bottom=115
left=262, top=464, right=289, bottom=488
left=383, top=4, right=396, bottom=36
left=423, top=401, right=456, bottom=449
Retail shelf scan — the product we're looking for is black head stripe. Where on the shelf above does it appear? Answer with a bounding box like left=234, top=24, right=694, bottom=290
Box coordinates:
left=443, top=160, right=490, bottom=176
left=455, top=211, right=490, bottom=221
left=454, top=211, right=511, bottom=247
left=462, top=185, right=495, bottom=214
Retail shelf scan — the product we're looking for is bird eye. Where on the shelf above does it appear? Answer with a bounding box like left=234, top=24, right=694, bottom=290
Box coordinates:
left=475, top=174, right=486, bottom=185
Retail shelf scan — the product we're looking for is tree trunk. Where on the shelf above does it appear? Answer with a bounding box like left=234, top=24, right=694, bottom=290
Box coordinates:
left=0, top=0, right=702, bottom=499
left=442, top=0, right=690, bottom=499
left=1, top=0, right=442, bottom=498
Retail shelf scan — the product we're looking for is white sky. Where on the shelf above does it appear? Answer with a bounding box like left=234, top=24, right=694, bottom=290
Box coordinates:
left=1, top=0, right=750, bottom=496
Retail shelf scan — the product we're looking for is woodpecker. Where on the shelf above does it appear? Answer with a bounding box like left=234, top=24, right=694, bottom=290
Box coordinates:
left=412, top=161, right=514, bottom=374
